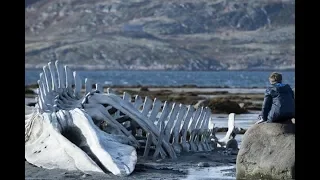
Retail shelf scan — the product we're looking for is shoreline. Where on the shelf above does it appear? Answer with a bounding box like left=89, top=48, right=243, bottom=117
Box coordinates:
left=26, top=86, right=267, bottom=114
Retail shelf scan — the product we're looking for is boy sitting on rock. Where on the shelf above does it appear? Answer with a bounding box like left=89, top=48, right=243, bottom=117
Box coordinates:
left=256, top=72, right=295, bottom=124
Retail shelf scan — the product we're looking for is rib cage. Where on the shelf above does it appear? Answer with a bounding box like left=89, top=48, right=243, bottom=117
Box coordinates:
left=115, top=93, right=216, bottom=159
left=32, top=60, right=237, bottom=160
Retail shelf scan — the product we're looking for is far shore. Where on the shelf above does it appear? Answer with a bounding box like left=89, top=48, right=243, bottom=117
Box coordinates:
left=25, top=83, right=294, bottom=89
left=25, top=66, right=295, bottom=71
left=25, top=85, right=269, bottom=115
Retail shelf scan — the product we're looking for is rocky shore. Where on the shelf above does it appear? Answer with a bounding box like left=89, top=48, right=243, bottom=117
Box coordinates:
left=25, top=84, right=265, bottom=114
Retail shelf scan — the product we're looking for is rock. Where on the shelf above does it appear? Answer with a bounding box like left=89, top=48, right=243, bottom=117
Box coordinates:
left=140, top=86, right=149, bottom=91
left=236, top=123, right=295, bottom=180
left=231, top=149, right=239, bottom=156
left=27, top=102, right=37, bottom=106
left=25, top=88, right=36, bottom=95
left=197, top=162, right=210, bottom=167
left=194, top=100, right=206, bottom=109
left=200, top=98, right=247, bottom=114
left=216, top=127, right=228, bottom=132
left=81, top=174, right=91, bottom=178
left=226, top=139, right=238, bottom=150
left=237, top=128, right=247, bottom=134
left=238, top=103, right=245, bottom=108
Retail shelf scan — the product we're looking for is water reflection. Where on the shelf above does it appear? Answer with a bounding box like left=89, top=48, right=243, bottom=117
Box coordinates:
left=183, top=165, right=236, bottom=180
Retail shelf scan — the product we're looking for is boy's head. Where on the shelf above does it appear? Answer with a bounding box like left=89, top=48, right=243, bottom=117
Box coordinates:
left=269, top=72, right=282, bottom=84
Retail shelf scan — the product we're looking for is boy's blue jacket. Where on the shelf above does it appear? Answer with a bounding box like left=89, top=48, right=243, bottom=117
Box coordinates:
left=260, top=83, right=295, bottom=122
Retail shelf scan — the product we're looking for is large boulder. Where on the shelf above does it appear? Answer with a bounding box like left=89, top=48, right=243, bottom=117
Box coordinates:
left=236, top=123, right=295, bottom=180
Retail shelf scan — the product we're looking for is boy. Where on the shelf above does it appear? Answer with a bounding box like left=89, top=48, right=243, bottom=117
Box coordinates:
left=256, top=72, right=295, bottom=124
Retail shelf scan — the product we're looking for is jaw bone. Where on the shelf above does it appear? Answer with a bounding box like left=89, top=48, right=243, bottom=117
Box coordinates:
left=25, top=60, right=239, bottom=176
left=25, top=61, right=137, bottom=176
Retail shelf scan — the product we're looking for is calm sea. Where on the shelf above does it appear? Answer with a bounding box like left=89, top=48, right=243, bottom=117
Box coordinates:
left=25, top=70, right=295, bottom=88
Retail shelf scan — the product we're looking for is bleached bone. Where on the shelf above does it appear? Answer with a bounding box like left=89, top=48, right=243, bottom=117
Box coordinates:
left=142, top=97, right=162, bottom=157
left=216, top=113, right=236, bottom=146
left=192, top=107, right=211, bottom=152
left=180, top=105, right=195, bottom=152
left=188, top=107, right=203, bottom=152
left=112, top=94, right=167, bottom=158
left=126, top=95, right=167, bottom=157
left=208, top=113, right=237, bottom=148
left=115, top=94, right=169, bottom=159
left=189, top=107, right=207, bottom=152
left=25, top=61, right=138, bottom=176
left=153, top=102, right=180, bottom=158
left=87, top=93, right=177, bottom=159
left=200, top=113, right=214, bottom=151
left=152, top=101, right=173, bottom=159
left=26, top=61, right=238, bottom=177
left=171, top=104, right=187, bottom=153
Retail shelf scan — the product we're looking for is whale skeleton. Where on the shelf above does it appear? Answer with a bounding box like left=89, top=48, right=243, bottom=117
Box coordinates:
left=25, top=61, right=238, bottom=176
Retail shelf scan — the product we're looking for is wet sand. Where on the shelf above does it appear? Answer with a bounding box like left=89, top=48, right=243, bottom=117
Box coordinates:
left=26, top=150, right=237, bottom=180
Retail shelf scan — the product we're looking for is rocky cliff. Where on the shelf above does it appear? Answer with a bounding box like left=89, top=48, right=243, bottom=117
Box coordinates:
left=25, top=0, right=295, bottom=70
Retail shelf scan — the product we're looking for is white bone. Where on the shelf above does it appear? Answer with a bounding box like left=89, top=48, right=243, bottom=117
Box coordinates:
left=123, top=92, right=132, bottom=102
left=73, top=71, right=82, bottom=99
left=133, top=95, right=143, bottom=110
left=142, top=98, right=162, bottom=157
left=151, top=101, right=173, bottom=159
left=142, top=134, right=153, bottom=157
left=148, top=98, right=162, bottom=123
left=193, top=107, right=211, bottom=151
left=107, top=88, right=116, bottom=94
left=69, top=108, right=137, bottom=175
left=154, top=103, right=180, bottom=159
left=26, top=61, right=139, bottom=176
left=199, top=110, right=212, bottom=151
left=26, top=60, right=236, bottom=177
left=64, top=66, right=74, bottom=94
left=48, top=62, right=58, bottom=91
left=152, top=116, right=168, bottom=160
left=180, top=105, right=195, bottom=152
left=141, top=96, right=153, bottom=117
left=25, top=111, right=104, bottom=173
left=88, top=94, right=176, bottom=159
left=218, top=113, right=236, bottom=145
left=39, top=73, right=55, bottom=112
left=188, top=107, right=203, bottom=152
left=82, top=103, right=139, bottom=147
left=96, top=83, right=104, bottom=93
left=37, top=80, right=46, bottom=111
left=43, top=65, right=52, bottom=92
left=55, top=61, right=65, bottom=89
left=190, top=107, right=206, bottom=152
left=85, top=78, right=92, bottom=95
left=155, top=101, right=172, bottom=128
left=172, top=104, right=187, bottom=153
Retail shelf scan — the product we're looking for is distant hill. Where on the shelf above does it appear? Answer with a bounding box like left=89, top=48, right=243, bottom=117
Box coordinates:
left=25, top=0, right=295, bottom=70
